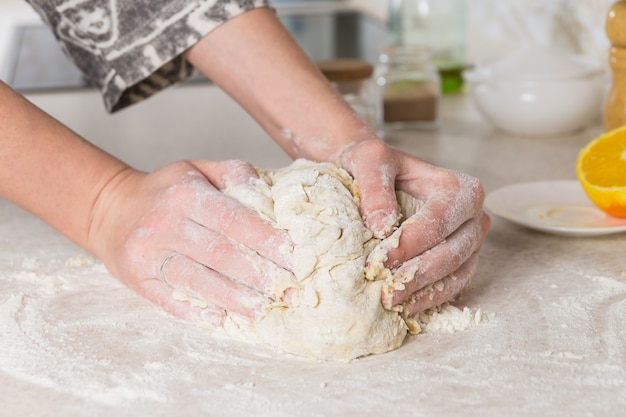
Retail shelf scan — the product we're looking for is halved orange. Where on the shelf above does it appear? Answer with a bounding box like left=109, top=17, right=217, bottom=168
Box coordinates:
left=575, top=126, right=626, bottom=218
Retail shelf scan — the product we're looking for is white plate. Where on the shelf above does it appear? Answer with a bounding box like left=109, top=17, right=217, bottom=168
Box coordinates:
left=484, top=180, right=626, bottom=237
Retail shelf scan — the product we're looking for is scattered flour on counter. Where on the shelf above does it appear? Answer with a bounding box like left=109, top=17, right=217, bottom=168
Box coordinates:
left=414, top=303, right=495, bottom=334
left=65, top=255, right=95, bottom=268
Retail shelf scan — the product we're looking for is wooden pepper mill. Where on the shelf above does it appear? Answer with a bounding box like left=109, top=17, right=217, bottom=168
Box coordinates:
left=604, top=0, right=626, bottom=131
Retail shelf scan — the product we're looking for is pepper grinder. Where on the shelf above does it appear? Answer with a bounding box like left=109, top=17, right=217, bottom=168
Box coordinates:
left=604, top=0, right=626, bottom=131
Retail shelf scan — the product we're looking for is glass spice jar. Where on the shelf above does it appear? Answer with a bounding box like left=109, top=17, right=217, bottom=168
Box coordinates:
left=376, top=45, right=441, bottom=129
left=316, top=59, right=377, bottom=127
left=387, top=0, right=468, bottom=94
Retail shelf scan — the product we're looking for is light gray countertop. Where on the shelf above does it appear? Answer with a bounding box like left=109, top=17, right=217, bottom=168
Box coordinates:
left=1, top=85, right=625, bottom=416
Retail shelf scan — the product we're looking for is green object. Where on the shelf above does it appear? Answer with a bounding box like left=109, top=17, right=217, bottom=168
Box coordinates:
left=437, top=63, right=466, bottom=94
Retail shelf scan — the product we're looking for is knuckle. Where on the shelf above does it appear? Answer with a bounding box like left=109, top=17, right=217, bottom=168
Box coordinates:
left=481, top=211, right=492, bottom=232
left=222, top=160, right=258, bottom=187
left=225, top=159, right=255, bottom=171
left=161, top=174, right=207, bottom=206
left=356, top=138, right=390, bottom=155
left=455, top=171, right=485, bottom=197
left=341, top=139, right=391, bottom=166
left=448, top=171, right=486, bottom=215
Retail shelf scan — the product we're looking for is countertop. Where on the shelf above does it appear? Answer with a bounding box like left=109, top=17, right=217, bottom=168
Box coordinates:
left=1, top=85, right=625, bottom=416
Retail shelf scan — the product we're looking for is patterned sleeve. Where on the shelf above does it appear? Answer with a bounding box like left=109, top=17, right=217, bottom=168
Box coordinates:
left=25, top=0, right=272, bottom=112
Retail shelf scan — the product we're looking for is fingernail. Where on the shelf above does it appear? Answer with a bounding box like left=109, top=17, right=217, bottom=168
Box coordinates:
left=282, top=287, right=298, bottom=304
left=365, top=210, right=399, bottom=239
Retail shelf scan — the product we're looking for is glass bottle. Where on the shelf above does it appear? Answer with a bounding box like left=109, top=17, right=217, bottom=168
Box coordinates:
left=317, top=59, right=377, bottom=127
left=376, top=45, right=441, bottom=130
left=387, top=0, right=467, bottom=94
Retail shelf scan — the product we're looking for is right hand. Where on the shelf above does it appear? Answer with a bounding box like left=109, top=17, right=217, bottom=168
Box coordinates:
left=87, top=160, right=295, bottom=325
left=338, top=140, right=490, bottom=317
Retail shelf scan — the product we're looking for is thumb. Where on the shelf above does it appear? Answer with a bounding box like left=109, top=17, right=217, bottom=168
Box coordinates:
left=340, top=141, right=400, bottom=238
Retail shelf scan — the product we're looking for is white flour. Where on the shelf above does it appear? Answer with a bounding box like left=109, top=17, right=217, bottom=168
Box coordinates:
left=1, top=225, right=625, bottom=416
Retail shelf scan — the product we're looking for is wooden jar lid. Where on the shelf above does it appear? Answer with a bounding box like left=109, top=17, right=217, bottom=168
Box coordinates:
left=316, top=59, right=374, bottom=82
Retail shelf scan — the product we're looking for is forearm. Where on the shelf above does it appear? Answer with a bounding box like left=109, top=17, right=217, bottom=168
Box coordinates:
left=0, top=81, right=132, bottom=253
left=185, top=7, right=378, bottom=162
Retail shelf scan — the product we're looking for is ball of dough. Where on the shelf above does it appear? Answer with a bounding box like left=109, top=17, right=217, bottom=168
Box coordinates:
left=222, top=159, right=407, bottom=361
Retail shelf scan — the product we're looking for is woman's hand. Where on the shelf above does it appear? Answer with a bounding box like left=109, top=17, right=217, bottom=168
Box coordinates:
left=339, top=140, right=491, bottom=317
left=87, top=160, right=295, bottom=324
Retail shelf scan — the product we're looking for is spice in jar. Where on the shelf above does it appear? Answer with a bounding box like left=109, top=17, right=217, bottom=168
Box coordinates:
left=376, top=45, right=441, bottom=129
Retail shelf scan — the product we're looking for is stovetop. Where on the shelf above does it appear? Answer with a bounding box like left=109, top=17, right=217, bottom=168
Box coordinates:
left=3, top=9, right=385, bottom=92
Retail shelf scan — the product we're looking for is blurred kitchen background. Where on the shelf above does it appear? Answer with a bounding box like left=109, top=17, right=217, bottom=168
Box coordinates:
left=0, top=0, right=613, bottom=170
left=0, top=0, right=617, bottom=91
left=359, top=0, right=614, bottom=64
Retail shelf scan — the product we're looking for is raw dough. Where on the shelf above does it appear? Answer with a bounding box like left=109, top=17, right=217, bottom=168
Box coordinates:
left=221, top=159, right=408, bottom=361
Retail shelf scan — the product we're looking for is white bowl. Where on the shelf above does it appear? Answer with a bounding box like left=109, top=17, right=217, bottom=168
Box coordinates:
left=463, top=46, right=604, bottom=137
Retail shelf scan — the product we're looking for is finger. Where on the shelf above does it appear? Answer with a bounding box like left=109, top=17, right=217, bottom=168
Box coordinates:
left=179, top=219, right=296, bottom=300
left=168, top=172, right=294, bottom=271
left=159, top=253, right=269, bottom=320
left=385, top=173, right=486, bottom=268
left=199, top=194, right=294, bottom=271
left=192, top=159, right=259, bottom=189
left=139, top=277, right=227, bottom=325
left=340, top=140, right=401, bottom=238
left=401, top=251, right=480, bottom=317
left=383, top=211, right=490, bottom=308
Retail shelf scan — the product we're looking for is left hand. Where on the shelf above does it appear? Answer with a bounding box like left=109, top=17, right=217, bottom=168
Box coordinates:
left=338, top=139, right=491, bottom=317
left=86, top=160, right=295, bottom=324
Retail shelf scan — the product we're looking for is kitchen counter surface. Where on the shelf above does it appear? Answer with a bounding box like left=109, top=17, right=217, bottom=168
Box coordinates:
left=1, top=85, right=625, bottom=416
